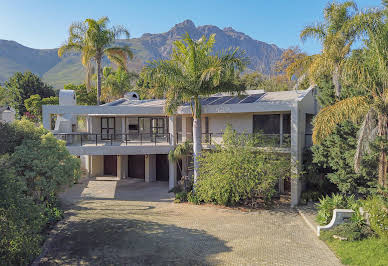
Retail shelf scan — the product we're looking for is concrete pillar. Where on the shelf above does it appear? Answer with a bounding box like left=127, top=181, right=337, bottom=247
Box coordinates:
left=182, top=116, right=187, bottom=142
left=42, top=106, right=51, bottom=129
left=117, top=155, right=128, bottom=179
left=169, top=115, right=177, bottom=189
left=122, top=117, right=126, bottom=142
left=279, top=113, right=283, bottom=146
left=169, top=116, right=177, bottom=145
left=291, top=102, right=304, bottom=207
left=145, top=154, right=156, bottom=183
left=169, top=159, right=177, bottom=189
left=90, top=155, right=104, bottom=177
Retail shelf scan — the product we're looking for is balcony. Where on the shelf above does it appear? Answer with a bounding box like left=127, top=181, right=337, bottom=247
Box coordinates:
left=53, top=133, right=171, bottom=147
left=177, top=133, right=291, bottom=149
left=53, top=132, right=291, bottom=153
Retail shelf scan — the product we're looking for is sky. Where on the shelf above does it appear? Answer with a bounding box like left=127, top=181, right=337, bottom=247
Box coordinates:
left=0, top=0, right=383, bottom=54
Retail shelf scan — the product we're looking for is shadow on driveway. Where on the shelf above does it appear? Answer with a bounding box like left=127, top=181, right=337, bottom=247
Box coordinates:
left=39, top=218, right=231, bottom=265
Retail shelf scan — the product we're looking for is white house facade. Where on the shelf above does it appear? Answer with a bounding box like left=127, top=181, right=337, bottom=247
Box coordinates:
left=42, top=87, right=318, bottom=206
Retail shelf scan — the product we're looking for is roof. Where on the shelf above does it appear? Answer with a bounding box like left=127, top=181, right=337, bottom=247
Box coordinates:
left=102, top=89, right=311, bottom=108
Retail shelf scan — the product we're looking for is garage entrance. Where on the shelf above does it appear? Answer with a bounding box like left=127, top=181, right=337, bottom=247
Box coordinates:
left=128, top=155, right=145, bottom=179
left=104, top=155, right=117, bottom=176
left=156, top=154, right=169, bottom=181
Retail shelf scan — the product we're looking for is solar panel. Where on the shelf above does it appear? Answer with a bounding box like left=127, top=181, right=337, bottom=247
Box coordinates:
left=225, top=96, right=246, bottom=104
left=208, top=96, right=235, bottom=105
left=239, top=94, right=264, bottom=104
left=200, top=97, right=220, bottom=105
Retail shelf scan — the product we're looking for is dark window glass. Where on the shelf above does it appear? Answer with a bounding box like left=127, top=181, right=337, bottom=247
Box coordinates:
left=253, top=114, right=280, bottom=134
left=128, top=124, right=138, bottom=130
left=283, top=114, right=291, bottom=134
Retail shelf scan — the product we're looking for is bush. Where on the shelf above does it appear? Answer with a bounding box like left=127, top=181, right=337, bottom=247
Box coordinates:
left=0, top=156, right=45, bottom=264
left=0, top=119, right=80, bottom=264
left=312, top=121, right=378, bottom=196
left=187, top=191, right=201, bottom=204
left=316, top=194, right=358, bottom=225
left=195, top=125, right=290, bottom=206
left=362, top=195, right=388, bottom=238
left=175, top=192, right=188, bottom=203
left=322, top=221, right=376, bottom=241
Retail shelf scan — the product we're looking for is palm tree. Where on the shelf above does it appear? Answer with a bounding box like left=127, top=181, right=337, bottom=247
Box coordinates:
left=58, top=17, right=133, bottom=104
left=313, top=9, right=387, bottom=189
left=142, top=33, right=248, bottom=182
left=168, top=141, right=193, bottom=177
left=300, top=1, right=359, bottom=98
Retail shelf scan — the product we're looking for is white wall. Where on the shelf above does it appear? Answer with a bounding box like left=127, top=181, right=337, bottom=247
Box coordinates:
left=90, top=155, right=104, bottom=176
left=208, top=113, right=253, bottom=133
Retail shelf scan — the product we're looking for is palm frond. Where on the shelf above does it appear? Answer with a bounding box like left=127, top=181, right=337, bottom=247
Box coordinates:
left=300, top=24, right=326, bottom=42
left=313, top=96, right=370, bottom=143
left=354, top=109, right=378, bottom=173
left=104, top=46, right=134, bottom=69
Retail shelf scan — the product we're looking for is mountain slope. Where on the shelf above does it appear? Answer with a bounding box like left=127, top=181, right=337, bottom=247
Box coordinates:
left=0, top=20, right=283, bottom=89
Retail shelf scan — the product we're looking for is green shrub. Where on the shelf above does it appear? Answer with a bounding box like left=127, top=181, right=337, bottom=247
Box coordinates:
left=322, top=221, right=376, bottom=241
left=195, top=125, right=290, bottom=206
left=362, top=195, right=388, bottom=238
left=0, top=156, right=46, bottom=265
left=175, top=192, right=188, bottom=203
left=316, top=194, right=358, bottom=225
left=312, top=121, right=378, bottom=197
left=0, top=119, right=80, bottom=264
left=187, top=191, right=201, bottom=204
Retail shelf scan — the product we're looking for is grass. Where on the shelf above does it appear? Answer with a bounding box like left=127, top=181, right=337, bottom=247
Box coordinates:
left=320, top=232, right=388, bottom=266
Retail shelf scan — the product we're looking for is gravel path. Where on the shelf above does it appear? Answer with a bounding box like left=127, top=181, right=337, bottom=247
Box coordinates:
left=37, top=178, right=341, bottom=265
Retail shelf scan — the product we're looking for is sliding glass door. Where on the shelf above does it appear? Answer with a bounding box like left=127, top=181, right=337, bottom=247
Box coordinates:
left=101, top=117, right=115, bottom=140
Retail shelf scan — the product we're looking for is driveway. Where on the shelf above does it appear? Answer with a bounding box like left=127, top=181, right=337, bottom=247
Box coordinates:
left=37, top=178, right=340, bottom=265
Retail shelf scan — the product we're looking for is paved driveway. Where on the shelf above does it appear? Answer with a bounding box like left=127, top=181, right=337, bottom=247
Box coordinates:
left=37, top=178, right=340, bottom=265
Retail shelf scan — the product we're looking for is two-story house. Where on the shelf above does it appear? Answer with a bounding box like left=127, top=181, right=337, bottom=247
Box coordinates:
left=43, top=87, right=317, bottom=206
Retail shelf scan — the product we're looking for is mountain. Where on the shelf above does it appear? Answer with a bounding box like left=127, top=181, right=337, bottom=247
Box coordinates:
left=0, top=20, right=283, bottom=89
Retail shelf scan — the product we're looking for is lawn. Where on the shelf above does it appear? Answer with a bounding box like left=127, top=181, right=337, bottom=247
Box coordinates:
left=320, top=232, right=388, bottom=266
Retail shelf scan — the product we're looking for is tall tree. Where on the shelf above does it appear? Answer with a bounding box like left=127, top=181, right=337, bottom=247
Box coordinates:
left=141, top=33, right=248, bottom=182
left=1, top=72, right=55, bottom=116
left=300, top=1, right=359, bottom=98
left=99, top=67, right=138, bottom=102
left=58, top=17, right=133, bottom=105
left=313, top=8, right=387, bottom=189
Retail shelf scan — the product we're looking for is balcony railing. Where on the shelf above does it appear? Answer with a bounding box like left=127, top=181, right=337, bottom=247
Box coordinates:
left=53, top=132, right=291, bottom=148
left=53, top=133, right=171, bottom=146
left=177, top=132, right=291, bottom=148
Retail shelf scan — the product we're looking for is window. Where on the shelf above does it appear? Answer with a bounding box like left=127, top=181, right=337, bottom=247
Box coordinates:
left=253, top=114, right=280, bottom=134
left=128, top=124, right=138, bottom=131
left=101, top=117, right=115, bottom=140
left=282, top=114, right=291, bottom=134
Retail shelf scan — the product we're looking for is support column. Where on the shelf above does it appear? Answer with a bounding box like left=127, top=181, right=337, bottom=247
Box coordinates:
left=182, top=116, right=187, bottom=143
left=169, top=116, right=177, bottom=189
left=145, top=154, right=156, bottom=183
left=279, top=113, right=283, bottom=146
left=122, top=117, right=126, bottom=142
left=291, top=103, right=303, bottom=207
left=117, top=155, right=128, bottom=179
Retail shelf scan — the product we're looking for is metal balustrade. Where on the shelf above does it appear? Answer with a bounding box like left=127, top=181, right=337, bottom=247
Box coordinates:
left=53, top=133, right=171, bottom=146
left=176, top=132, right=291, bottom=148
left=54, top=132, right=292, bottom=148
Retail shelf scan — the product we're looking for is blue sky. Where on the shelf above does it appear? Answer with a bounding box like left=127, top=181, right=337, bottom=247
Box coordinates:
left=0, top=0, right=383, bottom=54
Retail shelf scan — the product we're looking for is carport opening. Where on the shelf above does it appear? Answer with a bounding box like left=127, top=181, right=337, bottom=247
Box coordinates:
left=128, top=155, right=145, bottom=179
left=156, top=154, right=169, bottom=181
left=104, top=155, right=117, bottom=176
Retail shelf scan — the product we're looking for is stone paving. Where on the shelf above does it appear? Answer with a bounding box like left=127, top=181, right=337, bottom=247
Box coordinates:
left=37, top=178, right=341, bottom=265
